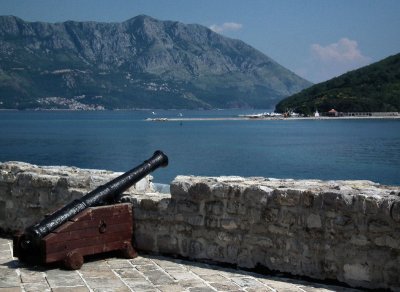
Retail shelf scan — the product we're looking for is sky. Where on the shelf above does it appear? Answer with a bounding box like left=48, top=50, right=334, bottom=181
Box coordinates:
left=1, top=0, right=399, bottom=83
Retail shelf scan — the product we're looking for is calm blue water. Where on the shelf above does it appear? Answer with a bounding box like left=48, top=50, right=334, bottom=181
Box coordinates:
left=0, top=110, right=399, bottom=185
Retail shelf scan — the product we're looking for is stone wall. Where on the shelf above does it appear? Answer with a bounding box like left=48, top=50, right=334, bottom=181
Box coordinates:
left=1, top=162, right=399, bottom=290
left=0, top=162, right=152, bottom=232
left=130, top=176, right=400, bottom=291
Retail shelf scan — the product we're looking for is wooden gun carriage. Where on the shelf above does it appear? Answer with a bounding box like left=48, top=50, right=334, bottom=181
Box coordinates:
left=13, top=151, right=168, bottom=270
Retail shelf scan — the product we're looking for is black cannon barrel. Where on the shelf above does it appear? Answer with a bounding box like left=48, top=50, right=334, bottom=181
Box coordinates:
left=22, top=150, right=168, bottom=248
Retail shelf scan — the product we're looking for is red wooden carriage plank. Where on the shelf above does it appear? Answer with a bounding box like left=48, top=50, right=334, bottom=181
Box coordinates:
left=45, top=230, right=131, bottom=255
left=50, top=212, right=132, bottom=234
left=69, top=204, right=132, bottom=222
left=52, top=205, right=132, bottom=231
left=44, top=222, right=132, bottom=244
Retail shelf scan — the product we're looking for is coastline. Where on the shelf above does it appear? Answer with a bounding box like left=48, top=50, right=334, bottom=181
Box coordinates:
left=146, top=115, right=400, bottom=122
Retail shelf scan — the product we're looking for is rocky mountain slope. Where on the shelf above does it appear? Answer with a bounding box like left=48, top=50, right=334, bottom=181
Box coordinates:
left=275, top=53, right=400, bottom=115
left=0, top=15, right=311, bottom=109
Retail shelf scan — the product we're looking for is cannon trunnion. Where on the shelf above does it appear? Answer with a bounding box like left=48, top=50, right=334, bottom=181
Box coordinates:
left=13, top=151, right=168, bottom=269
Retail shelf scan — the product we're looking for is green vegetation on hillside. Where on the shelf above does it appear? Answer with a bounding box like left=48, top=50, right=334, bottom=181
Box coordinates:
left=275, top=53, right=400, bottom=115
left=0, top=15, right=311, bottom=110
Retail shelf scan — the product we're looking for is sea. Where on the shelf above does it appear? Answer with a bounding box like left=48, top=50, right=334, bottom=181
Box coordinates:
left=0, top=109, right=399, bottom=186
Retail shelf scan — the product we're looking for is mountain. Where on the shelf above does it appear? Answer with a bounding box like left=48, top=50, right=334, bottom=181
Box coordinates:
left=275, top=53, right=400, bottom=115
left=0, top=15, right=311, bottom=110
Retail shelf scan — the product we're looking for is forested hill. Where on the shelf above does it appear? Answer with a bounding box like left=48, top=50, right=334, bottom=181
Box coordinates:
left=275, top=53, right=400, bottom=115
left=0, top=15, right=311, bottom=110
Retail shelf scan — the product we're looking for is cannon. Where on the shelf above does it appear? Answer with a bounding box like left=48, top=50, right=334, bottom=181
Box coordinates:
left=13, top=150, right=168, bottom=269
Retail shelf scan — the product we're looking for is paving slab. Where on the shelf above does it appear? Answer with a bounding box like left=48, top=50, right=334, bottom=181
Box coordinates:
left=0, top=237, right=362, bottom=292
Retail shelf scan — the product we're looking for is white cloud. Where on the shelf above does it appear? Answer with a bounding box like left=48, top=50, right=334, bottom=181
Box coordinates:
left=297, top=38, right=372, bottom=83
left=311, top=38, right=370, bottom=64
left=209, top=22, right=243, bottom=33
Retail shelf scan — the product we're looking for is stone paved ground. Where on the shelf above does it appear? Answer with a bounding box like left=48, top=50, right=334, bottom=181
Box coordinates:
left=0, top=238, right=361, bottom=292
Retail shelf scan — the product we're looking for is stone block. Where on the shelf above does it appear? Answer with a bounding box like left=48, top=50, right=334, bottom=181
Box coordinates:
left=210, top=183, right=232, bottom=199
left=273, top=189, right=301, bottom=206
left=243, top=235, right=273, bottom=248
left=362, top=196, right=381, bottom=214
left=368, top=219, right=392, bottom=233
left=158, top=197, right=171, bottom=211
left=186, top=215, right=204, bottom=226
left=134, top=232, right=155, bottom=251
left=377, top=199, right=394, bottom=218
left=226, top=244, right=239, bottom=261
left=55, top=176, right=69, bottom=189
left=250, top=223, right=268, bottom=234
left=204, top=216, right=219, bottom=228
left=250, top=246, right=269, bottom=267
left=243, top=185, right=273, bottom=206
left=206, top=243, right=224, bottom=259
left=226, top=199, right=246, bottom=215
left=247, top=207, right=263, bottom=224
left=323, top=261, right=338, bottom=275
left=189, top=240, right=204, bottom=256
left=5, top=200, right=13, bottom=209
left=278, top=209, right=297, bottom=227
left=306, top=214, right=322, bottom=229
left=0, top=170, right=17, bottom=183
left=0, top=186, right=11, bottom=199
left=157, top=235, right=179, bottom=254
left=170, top=178, right=191, bottom=199
left=231, top=276, right=266, bottom=288
left=263, top=208, right=278, bottom=223
left=88, top=174, right=116, bottom=190
left=188, top=182, right=212, bottom=201
left=0, top=201, right=5, bottom=220
left=30, top=174, right=59, bottom=188
left=343, top=263, right=371, bottom=282
left=205, top=200, right=224, bottom=215
left=220, top=218, right=237, bottom=230
left=301, top=191, right=314, bottom=207
left=284, top=238, right=303, bottom=254
left=383, top=261, right=399, bottom=286
left=46, top=269, right=86, bottom=288
left=301, top=244, right=313, bottom=259
left=322, top=191, right=354, bottom=210
left=217, top=231, right=241, bottom=242
left=134, top=177, right=151, bottom=192
left=178, top=238, right=189, bottom=255
left=66, top=188, right=86, bottom=199
left=229, top=185, right=245, bottom=198
left=132, top=209, right=153, bottom=220
left=209, top=282, right=242, bottom=291
left=267, top=224, right=288, bottom=235
left=390, top=201, right=400, bottom=222
left=374, top=236, right=399, bottom=249
left=350, top=234, right=370, bottom=246
left=175, top=223, right=193, bottom=234
left=15, top=172, right=34, bottom=187
left=237, top=248, right=254, bottom=268
left=333, top=215, right=352, bottom=226
left=177, top=200, right=199, bottom=213
left=140, top=198, right=161, bottom=211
